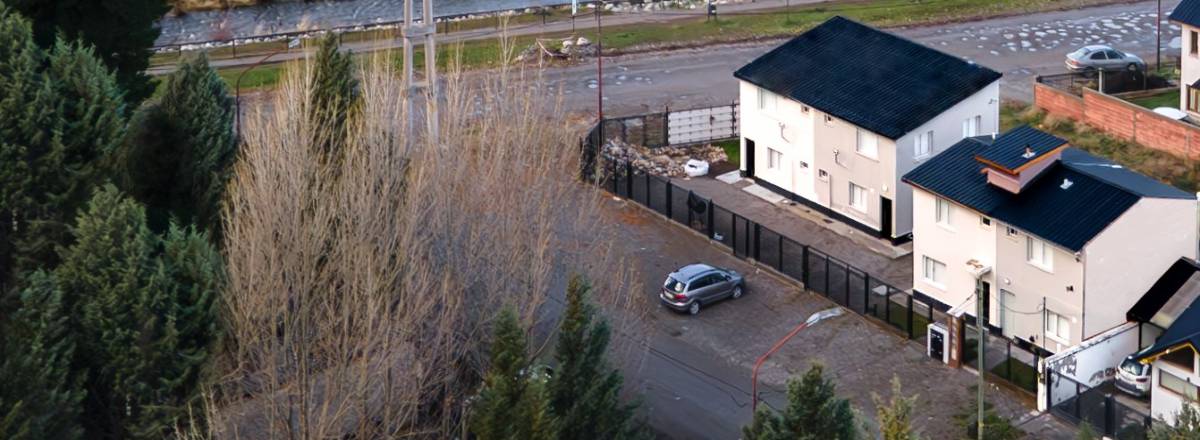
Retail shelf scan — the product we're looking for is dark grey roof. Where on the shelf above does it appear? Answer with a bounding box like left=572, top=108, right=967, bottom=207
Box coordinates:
left=1170, top=0, right=1200, bottom=27
left=903, top=126, right=1190, bottom=251
left=1136, top=293, right=1200, bottom=362
left=1128, top=258, right=1200, bottom=323
left=733, top=16, right=1001, bottom=139
left=975, top=125, right=1067, bottom=171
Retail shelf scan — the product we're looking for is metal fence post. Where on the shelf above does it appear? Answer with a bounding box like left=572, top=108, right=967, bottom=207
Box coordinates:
left=707, top=201, right=715, bottom=240
left=885, top=286, right=892, bottom=324
left=907, top=294, right=914, bottom=339
left=863, top=273, right=871, bottom=316
left=731, top=214, right=738, bottom=255
left=626, top=160, right=633, bottom=199
left=777, top=234, right=784, bottom=272
left=644, top=171, right=651, bottom=205
left=753, top=223, right=761, bottom=261
left=663, top=107, right=670, bottom=147
left=844, top=264, right=851, bottom=306
left=665, top=182, right=673, bottom=219
left=824, top=256, right=830, bottom=296
left=802, top=246, right=810, bottom=287
left=687, top=190, right=694, bottom=228
left=1007, top=342, right=1013, bottom=380
left=1105, top=394, right=1116, bottom=436
left=1075, top=382, right=1083, bottom=421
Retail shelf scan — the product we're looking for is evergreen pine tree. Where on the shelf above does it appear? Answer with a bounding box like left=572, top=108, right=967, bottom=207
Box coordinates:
left=0, top=271, right=85, bottom=440
left=10, top=0, right=169, bottom=105
left=546, top=275, right=647, bottom=440
left=308, top=33, right=360, bottom=158
left=743, top=363, right=858, bottom=440
left=55, top=185, right=223, bottom=438
left=872, top=376, right=918, bottom=440
left=952, top=385, right=1023, bottom=440
left=117, top=53, right=234, bottom=235
left=471, top=308, right=552, bottom=440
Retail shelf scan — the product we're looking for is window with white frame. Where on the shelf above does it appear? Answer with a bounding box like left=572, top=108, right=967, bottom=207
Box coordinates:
left=856, top=129, right=878, bottom=158
left=935, top=197, right=952, bottom=226
left=1026, top=236, right=1053, bottom=271
left=1161, top=369, right=1200, bottom=402
left=849, top=182, right=868, bottom=212
left=922, top=256, right=945, bottom=285
left=962, top=115, right=981, bottom=138
left=1045, top=310, right=1070, bottom=342
left=767, top=148, right=783, bottom=169
left=915, top=130, right=933, bottom=159
left=757, top=88, right=777, bottom=112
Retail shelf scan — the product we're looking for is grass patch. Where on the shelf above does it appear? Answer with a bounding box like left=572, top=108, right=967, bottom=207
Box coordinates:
left=990, top=358, right=1038, bottom=392
left=1002, top=102, right=1200, bottom=192
left=216, top=64, right=285, bottom=94
left=715, top=139, right=739, bottom=167
left=1127, top=89, right=1179, bottom=110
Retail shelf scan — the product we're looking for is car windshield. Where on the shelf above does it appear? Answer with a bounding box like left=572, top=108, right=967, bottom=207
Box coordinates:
left=1070, top=48, right=1089, bottom=57
left=665, top=277, right=686, bottom=293
left=1120, top=358, right=1146, bottom=376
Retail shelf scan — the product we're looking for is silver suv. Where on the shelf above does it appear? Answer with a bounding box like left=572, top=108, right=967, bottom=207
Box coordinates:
left=661, top=263, right=745, bottom=315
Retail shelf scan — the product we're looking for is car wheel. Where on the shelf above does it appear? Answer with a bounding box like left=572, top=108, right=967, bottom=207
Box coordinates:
left=688, top=301, right=701, bottom=315
left=1127, top=63, right=1139, bottom=72
left=731, top=285, right=743, bottom=299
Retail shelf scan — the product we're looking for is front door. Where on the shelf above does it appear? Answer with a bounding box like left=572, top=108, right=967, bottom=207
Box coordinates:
left=980, top=281, right=992, bottom=326
left=880, top=197, right=893, bottom=239
left=744, top=138, right=756, bottom=177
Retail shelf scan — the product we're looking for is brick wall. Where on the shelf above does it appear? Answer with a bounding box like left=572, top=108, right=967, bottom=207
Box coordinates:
left=1033, top=82, right=1084, bottom=121
left=1034, top=81, right=1200, bottom=160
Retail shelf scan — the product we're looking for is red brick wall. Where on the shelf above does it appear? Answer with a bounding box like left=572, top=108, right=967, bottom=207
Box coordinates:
left=1033, top=83, right=1084, bottom=121
left=1034, top=82, right=1200, bottom=160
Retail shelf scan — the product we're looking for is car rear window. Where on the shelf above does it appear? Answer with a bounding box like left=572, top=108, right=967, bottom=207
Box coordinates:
left=1070, top=48, right=1088, bottom=57
left=1120, top=358, right=1146, bottom=376
left=665, top=277, right=686, bottom=293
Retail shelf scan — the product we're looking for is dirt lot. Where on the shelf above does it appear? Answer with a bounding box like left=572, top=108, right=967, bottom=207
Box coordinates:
left=599, top=196, right=1076, bottom=439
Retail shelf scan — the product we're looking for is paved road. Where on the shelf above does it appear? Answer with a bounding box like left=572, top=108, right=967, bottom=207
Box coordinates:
left=555, top=0, right=1181, bottom=115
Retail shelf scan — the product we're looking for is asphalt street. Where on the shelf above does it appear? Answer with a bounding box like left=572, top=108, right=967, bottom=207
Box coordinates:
left=555, top=0, right=1182, bottom=115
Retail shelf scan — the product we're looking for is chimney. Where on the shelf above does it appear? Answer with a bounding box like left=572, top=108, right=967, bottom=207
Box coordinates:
left=975, top=126, right=1069, bottom=194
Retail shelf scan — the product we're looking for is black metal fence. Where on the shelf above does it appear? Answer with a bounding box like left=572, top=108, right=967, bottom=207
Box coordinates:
left=963, top=323, right=1042, bottom=394
left=1047, top=370, right=1151, bottom=439
left=1037, top=57, right=1179, bottom=96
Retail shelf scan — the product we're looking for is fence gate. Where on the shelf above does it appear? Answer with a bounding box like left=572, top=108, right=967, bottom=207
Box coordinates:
left=666, top=103, right=738, bottom=145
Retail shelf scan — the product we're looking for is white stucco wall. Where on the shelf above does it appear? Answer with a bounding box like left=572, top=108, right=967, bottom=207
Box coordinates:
left=1040, top=322, right=1141, bottom=411
left=911, top=187, right=997, bottom=318
left=1151, top=350, right=1200, bottom=426
left=894, top=80, right=1001, bottom=236
left=994, top=224, right=1085, bottom=352
left=1084, top=197, right=1199, bottom=341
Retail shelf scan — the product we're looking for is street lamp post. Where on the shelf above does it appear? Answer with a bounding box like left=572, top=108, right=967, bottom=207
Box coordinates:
left=596, top=1, right=604, bottom=144
left=234, top=37, right=301, bottom=141
left=751, top=308, right=844, bottom=412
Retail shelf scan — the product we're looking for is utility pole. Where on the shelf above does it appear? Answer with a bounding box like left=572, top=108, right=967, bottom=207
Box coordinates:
left=975, top=276, right=986, bottom=440
left=402, top=0, right=439, bottom=146
left=1157, top=0, right=1163, bottom=70
left=596, top=1, right=604, bottom=142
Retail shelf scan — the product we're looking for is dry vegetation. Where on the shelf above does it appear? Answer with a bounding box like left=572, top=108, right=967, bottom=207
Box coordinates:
left=207, top=47, right=644, bottom=438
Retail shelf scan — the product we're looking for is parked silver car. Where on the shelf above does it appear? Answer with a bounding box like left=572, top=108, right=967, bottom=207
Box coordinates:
left=660, top=263, right=745, bottom=315
left=1066, top=45, right=1145, bottom=72
left=1115, top=355, right=1151, bottom=397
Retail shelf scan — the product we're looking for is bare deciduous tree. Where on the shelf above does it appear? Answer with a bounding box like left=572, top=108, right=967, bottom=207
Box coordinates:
left=209, top=49, right=643, bottom=439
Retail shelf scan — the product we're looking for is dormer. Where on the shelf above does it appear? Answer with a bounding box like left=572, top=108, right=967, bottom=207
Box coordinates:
left=973, top=125, right=1069, bottom=194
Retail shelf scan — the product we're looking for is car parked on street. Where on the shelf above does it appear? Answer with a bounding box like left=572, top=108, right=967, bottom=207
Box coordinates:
left=1115, top=354, right=1152, bottom=398
left=1065, top=45, right=1145, bottom=72
left=661, top=263, right=745, bottom=315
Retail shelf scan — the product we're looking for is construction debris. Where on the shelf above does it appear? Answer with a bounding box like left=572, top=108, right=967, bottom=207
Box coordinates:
left=602, top=140, right=728, bottom=178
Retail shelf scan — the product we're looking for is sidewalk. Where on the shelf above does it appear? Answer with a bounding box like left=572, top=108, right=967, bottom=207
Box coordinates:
left=671, top=173, right=914, bottom=289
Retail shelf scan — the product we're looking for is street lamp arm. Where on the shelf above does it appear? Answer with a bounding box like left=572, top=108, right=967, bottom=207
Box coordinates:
left=751, top=307, right=843, bottom=412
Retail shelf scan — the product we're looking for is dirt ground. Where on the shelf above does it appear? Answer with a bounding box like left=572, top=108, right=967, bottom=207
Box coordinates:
left=598, top=197, right=1077, bottom=439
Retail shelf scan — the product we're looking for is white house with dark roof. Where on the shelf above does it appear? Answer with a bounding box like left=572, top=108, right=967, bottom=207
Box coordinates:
left=733, top=16, right=1002, bottom=242
left=1170, top=0, right=1200, bottom=116
left=903, top=125, right=1198, bottom=354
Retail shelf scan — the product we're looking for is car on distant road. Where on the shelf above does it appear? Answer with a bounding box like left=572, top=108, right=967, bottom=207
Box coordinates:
left=1066, top=45, right=1145, bottom=72
left=661, top=263, right=745, bottom=315
left=1115, top=354, right=1151, bottom=397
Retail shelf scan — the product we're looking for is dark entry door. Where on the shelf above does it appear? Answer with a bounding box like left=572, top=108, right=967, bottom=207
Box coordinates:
left=880, top=197, right=892, bottom=239
left=744, top=138, right=756, bottom=177
left=981, top=281, right=992, bottom=325
left=929, top=328, right=944, bottom=361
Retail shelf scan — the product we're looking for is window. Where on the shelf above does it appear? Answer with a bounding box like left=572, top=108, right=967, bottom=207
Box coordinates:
left=1045, top=310, right=1070, bottom=342
left=856, top=129, right=878, bottom=158
left=1190, top=86, right=1200, bottom=113
left=824, top=115, right=834, bottom=125
left=1161, top=370, right=1199, bottom=402
left=849, top=182, right=868, bottom=212
left=1006, top=226, right=1018, bottom=237
left=767, top=148, right=783, bottom=169
left=962, top=115, right=980, bottom=138
left=1089, top=51, right=1107, bottom=60
left=1193, top=30, right=1199, bottom=56
left=922, top=256, right=946, bottom=285
left=757, top=88, right=777, bottom=111
left=935, top=197, right=952, bottom=226
left=801, top=105, right=810, bottom=113
left=980, top=216, right=991, bottom=227
left=818, top=169, right=829, bottom=181
left=1026, top=236, right=1053, bottom=271
left=915, top=130, right=933, bottom=159
left=1104, top=50, right=1122, bottom=60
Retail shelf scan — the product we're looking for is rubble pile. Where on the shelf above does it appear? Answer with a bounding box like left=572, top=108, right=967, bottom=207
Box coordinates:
left=602, top=140, right=728, bottom=178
